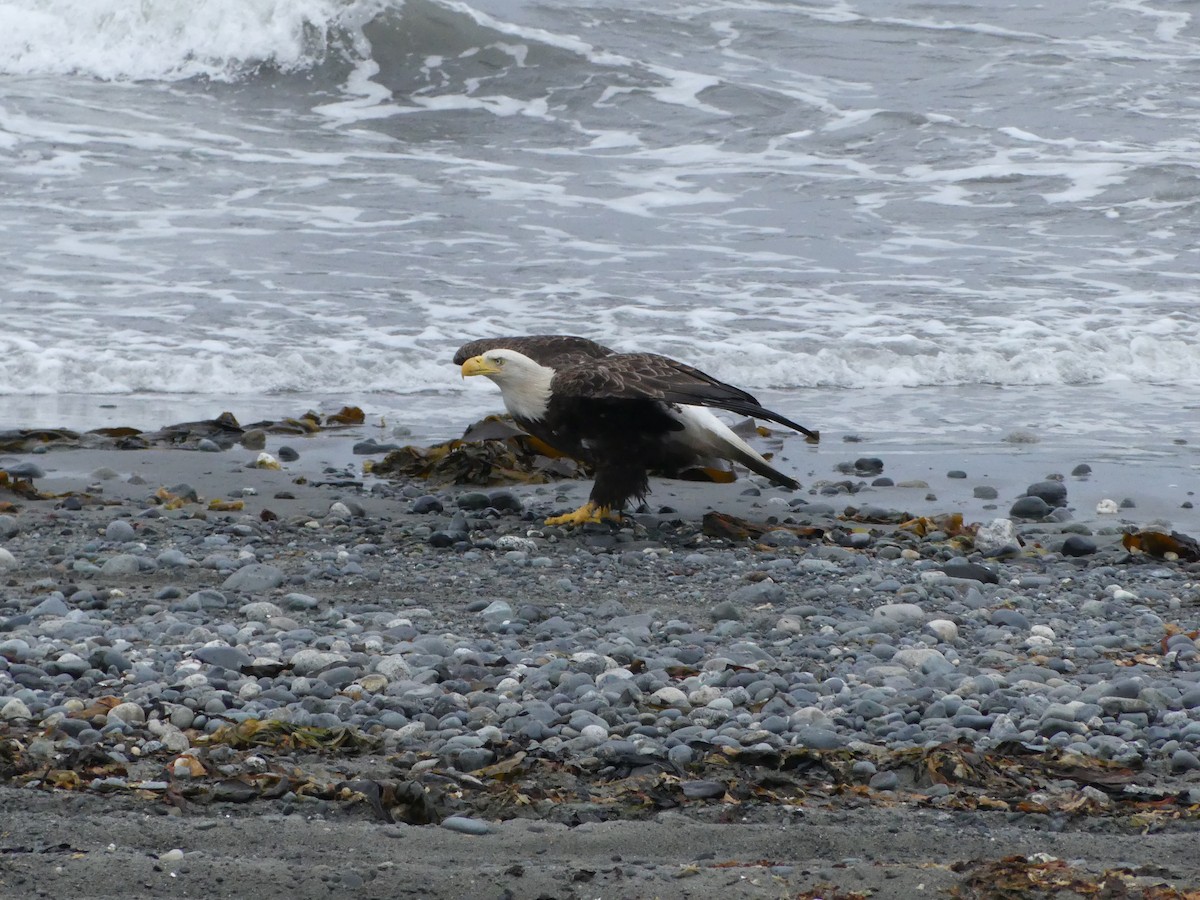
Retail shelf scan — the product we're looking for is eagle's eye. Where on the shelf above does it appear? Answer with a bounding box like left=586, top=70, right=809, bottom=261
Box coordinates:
left=493, top=357, right=505, bottom=366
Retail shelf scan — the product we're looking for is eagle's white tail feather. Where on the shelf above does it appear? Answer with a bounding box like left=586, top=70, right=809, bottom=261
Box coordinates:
left=670, top=406, right=799, bottom=488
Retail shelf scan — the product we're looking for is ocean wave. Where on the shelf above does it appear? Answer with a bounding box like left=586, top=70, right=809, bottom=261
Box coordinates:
left=2, top=335, right=1198, bottom=399
left=0, top=0, right=386, bottom=81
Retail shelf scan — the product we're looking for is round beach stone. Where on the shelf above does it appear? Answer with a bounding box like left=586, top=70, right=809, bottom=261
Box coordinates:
left=650, top=687, right=691, bottom=709
left=104, top=520, right=136, bottom=542
left=46, top=653, right=89, bottom=677
left=1009, top=496, right=1051, bottom=519
left=872, top=603, right=926, bottom=625
left=0, top=548, right=17, bottom=571
left=107, top=702, right=146, bottom=726
left=1, top=699, right=31, bottom=720
left=291, top=648, right=346, bottom=676
left=222, top=563, right=285, bottom=592
left=194, top=645, right=253, bottom=671
left=0, top=515, right=18, bottom=539
left=1061, top=534, right=1097, bottom=557
left=100, top=553, right=142, bottom=576
left=925, top=619, right=959, bottom=642
left=1025, top=480, right=1067, bottom=506
left=31, top=594, right=70, bottom=617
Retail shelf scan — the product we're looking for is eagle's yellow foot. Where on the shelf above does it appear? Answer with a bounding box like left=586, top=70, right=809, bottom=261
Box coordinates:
left=545, top=502, right=618, bottom=527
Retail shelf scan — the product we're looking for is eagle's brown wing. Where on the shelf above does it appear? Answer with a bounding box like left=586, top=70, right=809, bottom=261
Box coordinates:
left=551, top=352, right=819, bottom=441
left=453, top=335, right=615, bottom=367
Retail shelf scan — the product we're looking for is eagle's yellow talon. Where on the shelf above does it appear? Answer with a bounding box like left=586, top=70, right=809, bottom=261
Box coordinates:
left=545, top=502, right=617, bottom=527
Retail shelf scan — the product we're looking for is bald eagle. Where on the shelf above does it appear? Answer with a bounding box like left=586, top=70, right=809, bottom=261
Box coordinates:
left=455, top=336, right=819, bottom=526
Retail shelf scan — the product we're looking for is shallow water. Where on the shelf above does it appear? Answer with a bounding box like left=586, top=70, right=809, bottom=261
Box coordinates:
left=1, top=0, right=1198, bottom=469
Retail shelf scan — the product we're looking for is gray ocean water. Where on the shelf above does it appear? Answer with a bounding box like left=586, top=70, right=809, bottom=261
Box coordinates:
left=1, top=0, right=1198, bottom=469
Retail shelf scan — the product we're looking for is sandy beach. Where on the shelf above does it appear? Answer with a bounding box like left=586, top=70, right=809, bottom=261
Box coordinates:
left=1, top=411, right=1199, bottom=899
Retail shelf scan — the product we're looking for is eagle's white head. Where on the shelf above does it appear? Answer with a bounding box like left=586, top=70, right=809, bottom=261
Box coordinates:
left=460, top=348, right=553, bottom=420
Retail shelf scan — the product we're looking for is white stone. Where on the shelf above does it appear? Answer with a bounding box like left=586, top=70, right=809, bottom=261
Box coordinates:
left=650, top=686, right=690, bottom=709
left=596, top=669, right=634, bottom=689
left=495, top=535, right=538, bottom=553
left=240, top=601, right=283, bottom=620
left=925, top=619, right=959, bottom=642
left=1030, top=624, right=1056, bottom=641
left=0, top=548, right=16, bottom=570
left=892, top=647, right=950, bottom=672
left=255, top=452, right=281, bottom=469
left=1096, top=499, right=1119, bottom=515
left=974, top=518, right=1019, bottom=556
left=569, top=651, right=610, bottom=675
left=239, top=682, right=262, bottom=700
left=687, top=685, right=722, bottom=706
left=989, top=713, right=1020, bottom=741
left=290, top=648, right=346, bottom=676
left=789, top=707, right=832, bottom=728
left=107, top=702, right=146, bottom=725
left=872, top=603, right=926, bottom=625
left=494, top=677, right=521, bottom=696
left=393, top=722, right=427, bottom=743
left=374, top=655, right=411, bottom=680
left=1, top=698, right=31, bottom=720
left=776, top=615, right=806, bottom=634
left=160, top=726, right=190, bottom=753
left=579, top=724, right=609, bottom=745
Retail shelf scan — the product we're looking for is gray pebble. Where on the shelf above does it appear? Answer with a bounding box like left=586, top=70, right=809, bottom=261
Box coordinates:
left=222, top=563, right=285, bottom=592
left=440, top=816, right=491, bottom=835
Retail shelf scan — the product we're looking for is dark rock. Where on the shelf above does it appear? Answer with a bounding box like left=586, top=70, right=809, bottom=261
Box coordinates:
left=1025, top=480, right=1067, bottom=506
left=1071, top=463, right=1092, bottom=477
left=942, top=561, right=999, bottom=584
left=411, top=495, right=443, bottom=514
left=487, top=490, right=523, bottom=513
left=277, top=446, right=300, bottom=462
left=680, top=781, right=726, bottom=799
left=456, top=492, right=491, bottom=510
left=1061, top=535, right=1097, bottom=557
left=855, top=457, right=884, bottom=475
left=1009, top=496, right=1051, bottom=519
left=973, top=485, right=998, bottom=500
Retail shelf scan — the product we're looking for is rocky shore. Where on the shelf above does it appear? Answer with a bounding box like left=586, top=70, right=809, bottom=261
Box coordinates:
left=1, top=422, right=1199, bottom=898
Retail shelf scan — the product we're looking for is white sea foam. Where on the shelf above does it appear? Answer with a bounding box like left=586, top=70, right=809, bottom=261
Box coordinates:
left=0, top=0, right=385, bottom=81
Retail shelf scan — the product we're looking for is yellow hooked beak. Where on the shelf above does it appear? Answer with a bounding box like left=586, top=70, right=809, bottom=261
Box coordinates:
left=460, top=355, right=499, bottom=378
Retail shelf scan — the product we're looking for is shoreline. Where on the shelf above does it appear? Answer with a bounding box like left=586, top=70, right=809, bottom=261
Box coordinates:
left=0, top=422, right=1199, bottom=897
